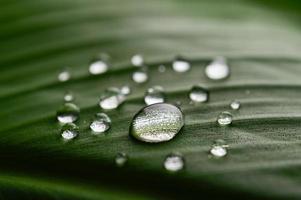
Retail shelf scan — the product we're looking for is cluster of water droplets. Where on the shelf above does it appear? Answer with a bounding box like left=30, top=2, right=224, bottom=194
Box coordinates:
left=55, top=54, right=241, bottom=171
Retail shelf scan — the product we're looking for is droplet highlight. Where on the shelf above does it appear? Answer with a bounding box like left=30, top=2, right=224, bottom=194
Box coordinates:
left=230, top=100, right=241, bottom=110
left=132, top=69, right=148, bottom=83
left=205, top=57, right=230, bottom=80
left=58, top=70, right=71, bottom=82
left=164, top=153, right=184, bottom=172
left=130, top=103, right=184, bottom=143
left=131, top=54, right=144, bottom=66
left=99, top=88, right=125, bottom=110
left=189, top=86, right=209, bottom=103
left=61, top=123, right=79, bottom=141
left=64, top=91, right=74, bottom=102
left=115, top=152, right=128, bottom=167
left=90, top=113, right=111, bottom=134
left=172, top=57, right=191, bottom=73
left=120, top=85, right=131, bottom=96
left=89, top=60, right=109, bottom=75
left=217, top=111, right=233, bottom=126
left=144, top=86, right=165, bottom=105
left=57, top=103, right=80, bottom=124
left=210, top=140, right=228, bottom=158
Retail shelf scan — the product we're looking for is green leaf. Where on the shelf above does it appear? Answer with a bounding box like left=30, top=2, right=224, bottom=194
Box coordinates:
left=1, top=0, right=301, bottom=199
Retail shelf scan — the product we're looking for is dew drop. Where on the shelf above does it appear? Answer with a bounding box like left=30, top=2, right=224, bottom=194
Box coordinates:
left=61, top=123, right=79, bottom=141
left=90, top=113, right=111, bottom=134
left=99, top=88, right=125, bottom=110
left=189, top=86, right=209, bottom=103
left=130, top=103, right=184, bottom=143
left=164, top=153, right=184, bottom=172
left=132, top=69, right=148, bottom=83
left=115, top=152, right=128, bottom=167
left=210, top=140, right=228, bottom=158
left=144, top=86, right=165, bottom=105
left=217, top=111, right=233, bottom=126
left=131, top=54, right=144, bottom=66
left=172, top=57, right=191, bottom=73
left=230, top=100, right=241, bottom=110
left=58, top=70, right=71, bottom=82
left=57, top=103, right=80, bottom=124
left=205, top=57, right=230, bottom=80
left=158, top=65, right=166, bottom=73
left=64, top=91, right=74, bottom=102
left=120, top=85, right=131, bottom=96
left=89, top=60, right=109, bottom=75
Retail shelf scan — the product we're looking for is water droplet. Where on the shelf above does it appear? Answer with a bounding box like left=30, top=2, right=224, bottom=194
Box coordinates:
left=58, top=70, right=71, bottom=82
left=89, top=60, right=109, bottom=75
left=158, top=65, right=166, bottom=73
left=90, top=113, right=111, bottom=134
left=132, top=69, right=148, bottom=83
left=144, top=86, right=165, bottom=105
left=57, top=103, right=80, bottom=123
left=205, top=57, right=230, bottom=80
left=172, top=57, right=191, bottom=73
left=61, top=123, right=79, bottom=141
left=130, top=103, right=184, bottom=143
left=230, top=100, right=241, bottom=110
left=164, top=153, right=184, bottom=172
left=64, top=91, right=74, bottom=102
left=210, top=140, right=228, bottom=158
left=120, top=85, right=131, bottom=96
left=115, top=152, right=128, bottom=167
left=131, top=54, right=144, bottom=66
left=99, top=87, right=125, bottom=110
left=217, top=111, right=233, bottom=126
left=189, top=86, right=209, bottom=103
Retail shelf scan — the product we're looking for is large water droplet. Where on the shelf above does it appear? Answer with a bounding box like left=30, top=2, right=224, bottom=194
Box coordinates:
left=205, top=57, right=230, bottom=80
left=90, top=113, right=111, bottom=134
left=115, top=152, right=128, bottom=167
left=130, top=103, right=184, bottom=143
left=230, top=100, right=241, bottom=110
left=131, top=54, right=144, bottom=66
left=57, top=103, right=80, bottom=123
left=64, top=91, right=74, bottom=102
left=132, top=69, right=148, bottom=83
left=99, top=88, right=125, bottom=110
left=164, top=153, right=184, bottom=172
left=61, top=123, right=79, bottom=141
left=172, top=57, right=191, bottom=73
left=89, top=60, right=109, bottom=75
left=189, top=86, right=209, bottom=103
left=58, top=70, right=71, bottom=82
left=217, top=111, right=233, bottom=126
left=144, top=86, right=165, bottom=105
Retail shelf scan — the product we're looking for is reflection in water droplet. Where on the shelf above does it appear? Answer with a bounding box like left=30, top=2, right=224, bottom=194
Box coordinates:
left=210, top=140, right=228, bottom=158
left=132, top=69, right=148, bottom=83
left=158, top=65, right=166, bottom=73
left=89, top=60, right=109, bottom=75
left=144, top=86, right=165, bottom=105
left=189, top=86, right=209, bottom=103
left=120, top=85, right=131, bottom=96
left=58, top=70, right=71, bottom=82
left=130, top=103, right=184, bottom=143
left=172, top=58, right=191, bottom=73
left=230, top=100, right=241, bottom=110
left=205, top=57, right=230, bottom=80
left=164, top=153, right=184, bottom=172
left=57, top=103, right=80, bottom=123
left=99, top=88, right=125, bottom=110
left=131, top=54, right=144, bottom=66
left=90, top=113, right=111, bottom=134
left=115, top=152, right=128, bottom=167
left=61, top=123, right=79, bottom=141
left=217, top=111, right=233, bottom=126
left=64, top=91, right=74, bottom=102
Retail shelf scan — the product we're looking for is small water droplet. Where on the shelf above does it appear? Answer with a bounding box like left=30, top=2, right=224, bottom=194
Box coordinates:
left=205, top=57, right=230, bottom=80
left=130, top=103, right=184, bottom=143
left=57, top=103, right=80, bottom=123
left=131, top=54, right=144, bottom=66
left=144, top=86, right=165, bottom=105
left=158, top=65, right=166, bottom=73
left=89, top=60, right=109, bottom=75
left=58, top=70, right=71, bottom=82
left=99, top=87, right=125, bottom=110
left=172, top=57, right=191, bottom=73
left=217, top=111, right=233, bottom=126
left=64, top=91, right=74, bottom=102
left=115, top=152, right=128, bottom=167
left=61, top=123, right=79, bottom=141
left=120, top=85, right=131, bottom=96
left=210, top=140, right=228, bottom=158
left=230, top=100, right=240, bottom=110
left=164, top=153, right=184, bottom=172
left=132, top=69, right=148, bottom=83
left=189, top=86, right=209, bottom=103
left=90, top=113, right=111, bottom=134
